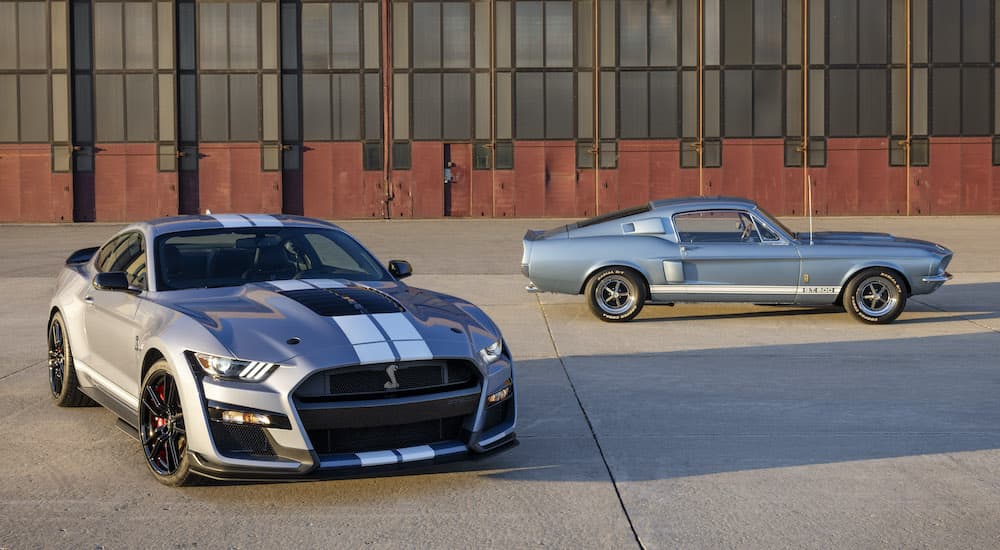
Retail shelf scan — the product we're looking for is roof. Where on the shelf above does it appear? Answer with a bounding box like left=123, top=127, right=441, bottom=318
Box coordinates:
left=135, top=214, right=341, bottom=237
left=649, top=196, right=759, bottom=212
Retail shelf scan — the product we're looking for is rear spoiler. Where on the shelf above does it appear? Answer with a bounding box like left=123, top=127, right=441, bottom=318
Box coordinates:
left=66, top=246, right=99, bottom=265
left=523, top=225, right=571, bottom=242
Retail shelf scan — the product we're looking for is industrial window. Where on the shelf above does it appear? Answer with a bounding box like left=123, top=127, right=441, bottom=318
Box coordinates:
left=784, top=139, right=803, bottom=167
left=494, top=141, right=514, bottom=169
left=362, top=142, right=382, bottom=171
left=887, top=137, right=929, bottom=167
left=196, top=0, right=279, bottom=142
left=392, top=141, right=411, bottom=170
left=300, top=1, right=380, bottom=143
left=394, top=1, right=481, bottom=141
left=615, top=0, right=680, bottom=139
left=472, top=143, right=492, bottom=170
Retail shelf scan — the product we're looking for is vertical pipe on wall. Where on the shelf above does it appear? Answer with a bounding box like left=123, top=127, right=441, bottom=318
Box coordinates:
left=490, top=0, right=496, bottom=217
left=802, top=0, right=809, bottom=212
left=593, top=0, right=600, bottom=213
left=905, top=0, right=911, bottom=216
left=698, top=0, right=704, bottom=195
left=382, top=0, right=393, bottom=218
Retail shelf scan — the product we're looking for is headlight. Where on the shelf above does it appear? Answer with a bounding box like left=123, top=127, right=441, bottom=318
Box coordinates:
left=479, top=339, right=504, bottom=365
left=192, top=352, right=277, bottom=382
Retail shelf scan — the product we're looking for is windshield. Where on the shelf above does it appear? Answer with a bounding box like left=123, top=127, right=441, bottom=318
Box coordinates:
left=155, top=227, right=391, bottom=291
left=754, top=207, right=797, bottom=240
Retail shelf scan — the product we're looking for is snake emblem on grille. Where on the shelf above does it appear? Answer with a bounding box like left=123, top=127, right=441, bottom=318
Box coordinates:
left=384, top=364, right=400, bottom=390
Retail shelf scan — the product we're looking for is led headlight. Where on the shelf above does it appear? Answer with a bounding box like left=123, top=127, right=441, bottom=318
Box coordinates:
left=479, top=339, right=504, bottom=365
left=192, top=352, right=277, bottom=382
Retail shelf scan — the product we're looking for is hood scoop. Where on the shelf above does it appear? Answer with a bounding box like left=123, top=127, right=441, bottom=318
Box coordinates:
left=280, top=286, right=405, bottom=317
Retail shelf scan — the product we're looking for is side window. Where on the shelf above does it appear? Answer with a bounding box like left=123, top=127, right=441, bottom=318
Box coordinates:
left=756, top=218, right=781, bottom=242
left=95, top=235, right=129, bottom=272
left=673, top=210, right=754, bottom=243
left=99, top=232, right=148, bottom=289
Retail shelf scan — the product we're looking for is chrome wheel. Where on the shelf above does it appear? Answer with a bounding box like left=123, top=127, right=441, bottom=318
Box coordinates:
left=47, top=320, right=66, bottom=397
left=140, top=371, right=187, bottom=476
left=854, top=276, right=899, bottom=318
left=596, top=275, right=637, bottom=315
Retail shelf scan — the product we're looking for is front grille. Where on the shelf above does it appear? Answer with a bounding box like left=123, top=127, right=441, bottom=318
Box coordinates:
left=308, top=416, right=465, bottom=455
left=210, top=422, right=276, bottom=458
left=296, top=360, right=478, bottom=402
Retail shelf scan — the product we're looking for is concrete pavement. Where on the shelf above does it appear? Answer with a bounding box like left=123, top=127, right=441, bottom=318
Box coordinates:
left=1, top=216, right=999, bottom=548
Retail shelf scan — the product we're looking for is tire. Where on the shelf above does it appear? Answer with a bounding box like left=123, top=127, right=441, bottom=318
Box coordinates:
left=139, top=360, right=198, bottom=486
left=585, top=267, right=646, bottom=322
left=47, top=312, right=96, bottom=407
left=844, top=268, right=907, bottom=324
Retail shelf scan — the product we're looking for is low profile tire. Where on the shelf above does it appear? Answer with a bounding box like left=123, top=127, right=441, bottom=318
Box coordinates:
left=139, top=360, right=198, bottom=486
left=47, top=312, right=96, bottom=407
left=585, top=267, right=646, bottom=322
left=844, top=268, right=907, bottom=324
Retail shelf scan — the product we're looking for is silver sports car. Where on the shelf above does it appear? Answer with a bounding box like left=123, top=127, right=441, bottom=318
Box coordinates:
left=522, top=197, right=953, bottom=324
left=48, top=214, right=515, bottom=485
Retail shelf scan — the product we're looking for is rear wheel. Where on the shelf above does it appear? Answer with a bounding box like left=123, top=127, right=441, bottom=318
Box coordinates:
left=47, top=312, right=95, bottom=407
left=139, top=361, right=197, bottom=486
left=844, top=268, right=907, bottom=324
left=585, top=267, right=646, bottom=322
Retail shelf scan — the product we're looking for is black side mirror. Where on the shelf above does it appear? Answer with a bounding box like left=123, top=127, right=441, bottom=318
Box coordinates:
left=94, top=272, right=137, bottom=293
left=388, top=260, right=412, bottom=279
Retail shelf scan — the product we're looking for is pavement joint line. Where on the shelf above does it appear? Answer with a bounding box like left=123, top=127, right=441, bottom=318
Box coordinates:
left=0, top=359, right=45, bottom=383
left=536, top=295, right=646, bottom=550
left=911, top=297, right=1000, bottom=335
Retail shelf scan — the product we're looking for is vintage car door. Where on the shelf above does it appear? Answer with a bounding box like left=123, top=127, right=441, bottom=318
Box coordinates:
left=652, top=209, right=801, bottom=303
left=83, top=231, right=146, bottom=401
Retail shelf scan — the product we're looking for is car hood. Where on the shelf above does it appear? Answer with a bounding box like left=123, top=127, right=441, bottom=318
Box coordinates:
left=152, top=280, right=500, bottom=368
left=800, top=231, right=949, bottom=253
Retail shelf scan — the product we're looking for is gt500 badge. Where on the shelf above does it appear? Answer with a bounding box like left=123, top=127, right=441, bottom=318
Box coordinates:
left=798, top=286, right=839, bottom=294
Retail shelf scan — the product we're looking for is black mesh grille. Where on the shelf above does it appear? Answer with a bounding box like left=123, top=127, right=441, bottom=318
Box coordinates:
left=296, top=361, right=478, bottom=402
left=210, top=422, right=276, bottom=457
left=308, top=416, right=465, bottom=455
left=482, top=399, right=513, bottom=432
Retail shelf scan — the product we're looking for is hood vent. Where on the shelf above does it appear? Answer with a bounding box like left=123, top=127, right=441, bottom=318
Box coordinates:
left=280, top=287, right=405, bottom=317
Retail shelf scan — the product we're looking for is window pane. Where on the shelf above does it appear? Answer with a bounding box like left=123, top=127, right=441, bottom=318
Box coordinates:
left=703, top=69, right=719, bottom=137
left=443, top=73, right=471, bottom=140
left=724, top=70, right=752, bottom=137
left=828, top=69, right=857, bottom=136
left=18, top=2, right=48, bottom=69
left=496, top=1, right=511, bottom=67
left=962, top=67, right=990, bottom=135
left=828, top=0, right=857, bottom=64
left=600, top=0, right=616, bottom=66
left=413, top=73, right=442, bottom=139
left=94, top=3, right=123, bottom=70
left=159, top=74, right=175, bottom=141
left=303, top=75, right=332, bottom=140
left=229, top=2, right=258, bottom=69
left=703, top=0, right=719, bottom=65
left=364, top=2, right=379, bottom=69
left=577, top=0, right=593, bottom=67
left=365, top=73, right=381, bottom=140
left=200, top=74, right=229, bottom=140
left=332, top=73, right=360, bottom=140
left=931, top=0, right=959, bottom=63
left=891, top=0, right=905, bottom=64
left=515, top=72, right=543, bottom=138
left=650, top=0, right=678, bottom=66
left=178, top=1, right=195, bottom=70
left=262, top=1, right=277, bottom=69
left=912, top=0, right=927, bottom=63
left=442, top=2, right=471, bottom=68
left=891, top=68, right=905, bottom=135
left=302, top=4, right=330, bottom=69
left=723, top=0, right=752, bottom=65
left=475, top=1, right=490, bottom=68
left=199, top=3, right=228, bottom=69
left=413, top=3, right=441, bottom=68
left=475, top=72, right=489, bottom=139
left=600, top=70, right=616, bottom=138
left=682, top=70, right=697, bottom=137
left=754, top=0, right=781, bottom=64
left=786, top=69, right=802, bottom=136
left=754, top=69, right=782, bottom=137
left=858, top=69, right=887, bottom=136
left=52, top=74, right=69, bottom=142
left=282, top=74, right=299, bottom=143
left=393, top=74, right=409, bottom=139
left=229, top=74, right=259, bottom=141
left=179, top=73, right=197, bottom=142
left=620, top=0, right=649, bottom=67
left=786, top=0, right=801, bottom=64
left=158, top=1, right=174, bottom=69
left=263, top=73, right=278, bottom=141
left=331, top=3, right=360, bottom=69
left=51, top=1, right=67, bottom=70
left=516, top=1, right=543, bottom=67
left=496, top=72, right=512, bottom=139
left=931, top=67, right=960, bottom=135
left=857, top=0, right=887, bottom=64
left=578, top=71, right=593, bottom=139
left=95, top=74, right=124, bottom=142
left=126, top=74, right=155, bottom=141
left=809, top=69, right=824, bottom=136
left=912, top=68, right=927, bottom=135
left=546, top=72, right=573, bottom=138
left=620, top=71, right=648, bottom=138
left=546, top=1, right=573, bottom=67
left=125, top=2, right=154, bottom=69
left=0, top=4, right=15, bottom=69
left=650, top=70, right=677, bottom=137
left=0, top=76, right=17, bottom=141
left=393, top=1, right=409, bottom=68
left=963, top=0, right=990, bottom=63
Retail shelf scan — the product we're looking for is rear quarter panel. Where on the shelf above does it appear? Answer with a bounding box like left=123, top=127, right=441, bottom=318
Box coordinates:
left=527, top=235, right=681, bottom=294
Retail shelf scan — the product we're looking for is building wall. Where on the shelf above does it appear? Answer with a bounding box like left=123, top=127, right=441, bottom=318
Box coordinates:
left=1, top=0, right=999, bottom=222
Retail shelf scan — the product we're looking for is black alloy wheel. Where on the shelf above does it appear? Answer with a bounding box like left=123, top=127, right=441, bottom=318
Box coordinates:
left=139, top=364, right=194, bottom=484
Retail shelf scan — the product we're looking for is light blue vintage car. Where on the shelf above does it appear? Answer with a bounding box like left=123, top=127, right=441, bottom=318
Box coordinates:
left=521, top=197, right=953, bottom=324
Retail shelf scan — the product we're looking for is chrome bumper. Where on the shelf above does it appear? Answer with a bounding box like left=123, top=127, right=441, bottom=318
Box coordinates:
left=921, top=272, right=953, bottom=283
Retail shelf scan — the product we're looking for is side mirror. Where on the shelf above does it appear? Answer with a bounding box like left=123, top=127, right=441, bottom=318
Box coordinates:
left=388, top=260, right=412, bottom=279
left=93, top=272, right=136, bottom=293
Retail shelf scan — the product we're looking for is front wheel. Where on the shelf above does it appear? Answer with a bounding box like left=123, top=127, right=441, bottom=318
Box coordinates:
left=844, top=268, right=907, bottom=324
left=585, top=267, right=646, bottom=322
left=139, top=361, right=197, bottom=486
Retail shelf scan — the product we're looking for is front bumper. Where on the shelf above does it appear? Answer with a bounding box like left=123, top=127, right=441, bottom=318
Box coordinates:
left=186, top=357, right=517, bottom=480
left=921, top=272, right=952, bottom=284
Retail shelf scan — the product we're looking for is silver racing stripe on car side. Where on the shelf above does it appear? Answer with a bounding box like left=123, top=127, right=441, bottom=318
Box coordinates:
left=649, top=285, right=842, bottom=295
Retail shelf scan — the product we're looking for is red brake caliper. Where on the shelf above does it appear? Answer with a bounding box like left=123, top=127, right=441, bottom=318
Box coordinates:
left=154, top=382, right=168, bottom=462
